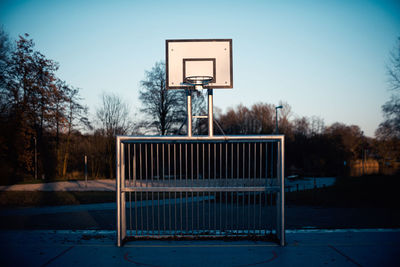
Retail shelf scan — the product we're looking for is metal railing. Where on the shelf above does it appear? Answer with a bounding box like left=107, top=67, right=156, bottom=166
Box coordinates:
left=116, top=135, right=285, bottom=246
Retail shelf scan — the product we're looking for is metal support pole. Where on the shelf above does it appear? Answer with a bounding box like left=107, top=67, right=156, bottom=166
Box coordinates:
left=279, top=137, right=285, bottom=246
left=208, top=89, right=213, bottom=137
left=187, top=90, right=192, bottom=137
left=116, top=137, right=122, bottom=246
left=121, top=143, right=126, bottom=241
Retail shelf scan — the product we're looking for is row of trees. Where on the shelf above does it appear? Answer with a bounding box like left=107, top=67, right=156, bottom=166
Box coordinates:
left=0, top=30, right=90, bottom=183
left=0, top=29, right=399, bottom=184
left=216, top=103, right=371, bottom=176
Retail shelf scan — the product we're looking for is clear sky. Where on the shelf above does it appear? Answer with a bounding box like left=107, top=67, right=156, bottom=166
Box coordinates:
left=1, top=0, right=400, bottom=137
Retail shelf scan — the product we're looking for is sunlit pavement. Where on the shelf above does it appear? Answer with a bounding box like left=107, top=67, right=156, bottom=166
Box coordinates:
left=0, top=229, right=398, bottom=266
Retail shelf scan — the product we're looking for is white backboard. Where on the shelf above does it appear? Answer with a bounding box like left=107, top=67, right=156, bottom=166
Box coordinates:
left=166, top=39, right=233, bottom=89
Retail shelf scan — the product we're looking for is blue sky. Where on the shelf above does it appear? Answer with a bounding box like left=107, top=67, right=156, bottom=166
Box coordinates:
left=1, top=0, right=400, bottom=137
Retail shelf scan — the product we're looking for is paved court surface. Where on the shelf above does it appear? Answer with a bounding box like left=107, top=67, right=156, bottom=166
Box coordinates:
left=0, top=229, right=398, bottom=266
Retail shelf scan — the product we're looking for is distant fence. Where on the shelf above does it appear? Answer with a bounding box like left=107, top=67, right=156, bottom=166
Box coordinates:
left=116, top=135, right=285, bottom=247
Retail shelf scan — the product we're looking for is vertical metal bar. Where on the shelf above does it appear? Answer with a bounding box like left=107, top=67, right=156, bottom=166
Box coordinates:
left=202, top=143, right=205, bottom=230
left=247, top=192, right=250, bottom=235
left=270, top=142, right=273, bottom=235
left=187, top=90, right=192, bottom=137
left=128, top=144, right=131, bottom=185
left=208, top=141, right=211, bottom=232
left=208, top=89, right=213, bottom=137
left=133, top=144, right=136, bottom=187
left=259, top=143, right=262, bottom=234
left=253, top=190, right=256, bottom=234
left=214, top=143, right=216, bottom=179
left=186, top=144, right=188, bottom=232
left=254, top=143, right=257, bottom=179
left=254, top=143, right=257, bottom=234
left=180, top=144, right=183, bottom=233
left=248, top=142, right=251, bottom=179
left=219, top=144, right=222, bottom=233
left=151, top=144, right=153, bottom=183
left=242, top=143, right=245, bottom=179
left=129, top=191, right=132, bottom=236
left=174, top=144, right=177, bottom=186
left=236, top=143, right=239, bottom=179
left=152, top=191, right=154, bottom=235
left=220, top=143, right=222, bottom=180
left=225, top=143, right=228, bottom=232
left=270, top=142, right=274, bottom=179
left=140, top=192, right=143, bottom=235
left=280, top=137, right=286, bottom=246
left=145, top=144, right=148, bottom=181
left=145, top=145, right=148, bottom=234
left=116, top=137, right=121, bottom=246
left=121, top=142, right=126, bottom=241
left=276, top=140, right=280, bottom=240
left=139, top=144, right=142, bottom=187
left=168, top=144, right=171, bottom=232
left=236, top=148, right=239, bottom=232
left=185, top=144, right=188, bottom=184
left=186, top=191, right=188, bottom=232
left=174, top=144, right=177, bottom=233
left=128, top=144, right=132, bottom=235
left=242, top=189, right=245, bottom=232
left=157, top=144, right=159, bottom=236
left=151, top=144, right=154, bottom=235
left=146, top=191, right=149, bottom=234
left=260, top=142, right=262, bottom=180
left=163, top=144, right=165, bottom=232
left=135, top=191, right=137, bottom=236
left=259, top=191, right=261, bottom=234
left=191, top=144, right=194, bottom=234
left=208, top=143, right=211, bottom=180
left=157, top=144, right=159, bottom=182
left=214, top=143, right=216, bottom=234
left=197, top=143, right=199, bottom=230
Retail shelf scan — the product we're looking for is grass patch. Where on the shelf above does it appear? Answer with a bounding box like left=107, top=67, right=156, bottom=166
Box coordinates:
left=286, top=174, right=400, bottom=207
left=0, top=191, right=115, bottom=207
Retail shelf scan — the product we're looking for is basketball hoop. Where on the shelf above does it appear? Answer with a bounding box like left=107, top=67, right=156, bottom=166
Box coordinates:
left=184, top=76, right=213, bottom=90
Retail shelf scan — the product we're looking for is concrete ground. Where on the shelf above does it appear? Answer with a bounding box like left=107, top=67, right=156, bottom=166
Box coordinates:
left=0, top=229, right=399, bottom=267
left=0, top=179, right=115, bottom=191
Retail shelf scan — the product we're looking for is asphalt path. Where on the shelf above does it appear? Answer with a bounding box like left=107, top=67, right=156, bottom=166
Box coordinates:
left=0, top=179, right=115, bottom=192
left=0, top=202, right=399, bottom=230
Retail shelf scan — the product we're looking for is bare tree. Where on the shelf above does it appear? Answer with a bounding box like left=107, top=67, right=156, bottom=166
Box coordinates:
left=139, top=61, right=186, bottom=135
left=309, top=116, right=325, bottom=135
left=377, top=38, right=400, bottom=139
left=293, top=116, right=310, bottom=137
left=96, top=93, right=132, bottom=136
left=60, top=85, right=90, bottom=177
left=96, top=92, right=132, bottom=178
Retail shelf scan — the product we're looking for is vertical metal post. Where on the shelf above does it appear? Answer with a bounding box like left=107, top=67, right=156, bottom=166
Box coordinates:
left=278, top=136, right=285, bottom=246
left=121, top=141, right=126, bottom=242
left=116, top=137, right=122, bottom=246
left=187, top=90, right=192, bottom=137
left=208, top=89, right=213, bottom=137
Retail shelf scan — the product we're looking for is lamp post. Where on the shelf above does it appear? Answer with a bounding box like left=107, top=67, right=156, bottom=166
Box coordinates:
left=275, top=105, right=283, bottom=134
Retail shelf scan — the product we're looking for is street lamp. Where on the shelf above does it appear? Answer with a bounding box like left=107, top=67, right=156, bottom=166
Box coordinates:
left=275, top=105, right=283, bottom=134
